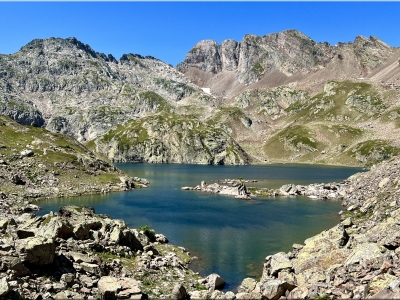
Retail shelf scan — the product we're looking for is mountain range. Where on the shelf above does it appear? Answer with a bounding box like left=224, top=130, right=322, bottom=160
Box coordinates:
left=1, top=29, right=400, bottom=167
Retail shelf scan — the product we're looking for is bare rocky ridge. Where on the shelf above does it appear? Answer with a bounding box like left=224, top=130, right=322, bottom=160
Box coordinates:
left=177, top=29, right=395, bottom=97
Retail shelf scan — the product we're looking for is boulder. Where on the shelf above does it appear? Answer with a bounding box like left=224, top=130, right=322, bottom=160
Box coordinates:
left=0, top=278, right=9, bottom=297
left=287, top=286, right=309, bottom=299
left=80, top=262, right=100, bottom=275
left=20, top=149, right=34, bottom=157
left=60, top=273, right=75, bottom=284
left=294, top=224, right=350, bottom=273
left=237, top=278, right=257, bottom=293
left=36, top=217, right=73, bottom=239
left=155, top=233, right=169, bottom=244
left=260, top=279, right=295, bottom=300
left=269, top=252, right=293, bottom=275
left=0, top=218, right=16, bottom=230
left=345, top=243, right=386, bottom=266
left=15, top=236, right=55, bottom=265
left=1, top=256, right=30, bottom=277
left=98, top=276, right=122, bottom=300
left=206, top=273, right=226, bottom=290
left=172, top=283, right=188, bottom=300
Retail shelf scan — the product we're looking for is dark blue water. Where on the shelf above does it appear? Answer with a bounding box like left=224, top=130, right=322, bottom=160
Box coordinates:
left=38, top=163, right=362, bottom=290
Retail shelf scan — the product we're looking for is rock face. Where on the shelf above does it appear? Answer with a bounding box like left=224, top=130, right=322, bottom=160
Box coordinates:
left=89, top=114, right=249, bottom=165
left=178, top=29, right=394, bottom=85
left=0, top=37, right=201, bottom=142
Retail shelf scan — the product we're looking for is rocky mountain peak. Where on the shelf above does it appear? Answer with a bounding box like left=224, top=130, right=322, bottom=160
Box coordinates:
left=178, top=29, right=396, bottom=89
left=19, top=37, right=100, bottom=59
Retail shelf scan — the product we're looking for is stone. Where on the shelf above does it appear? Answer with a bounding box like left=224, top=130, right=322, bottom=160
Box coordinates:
left=15, top=236, right=55, bottom=265
left=260, top=279, right=295, bottom=300
left=171, top=283, right=188, bottom=300
left=36, top=217, right=73, bottom=239
left=1, top=256, right=30, bottom=277
left=206, top=273, right=226, bottom=290
left=68, top=251, right=92, bottom=263
left=269, top=252, right=293, bottom=275
left=20, top=149, right=34, bottom=157
left=73, top=223, right=91, bottom=240
left=287, top=286, right=309, bottom=299
left=98, top=276, right=122, bottom=300
left=341, top=217, right=353, bottom=228
left=237, top=277, right=257, bottom=293
left=80, top=262, right=101, bottom=275
left=379, top=177, right=390, bottom=188
left=54, top=291, right=69, bottom=299
left=61, top=273, right=75, bottom=284
left=155, top=233, right=169, bottom=244
left=345, top=243, right=386, bottom=266
left=0, top=277, right=9, bottom=297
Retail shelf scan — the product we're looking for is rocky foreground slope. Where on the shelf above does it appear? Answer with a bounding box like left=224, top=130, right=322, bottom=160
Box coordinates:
left=230, top=157, right=400, bottom=299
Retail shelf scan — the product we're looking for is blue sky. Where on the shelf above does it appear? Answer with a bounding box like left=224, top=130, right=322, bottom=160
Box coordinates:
left=1, top=2, right=399, bottom=66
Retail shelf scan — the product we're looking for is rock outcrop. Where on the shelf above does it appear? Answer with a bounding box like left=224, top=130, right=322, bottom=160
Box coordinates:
left=182, top=179, right=251, bottom=199
left=89, top=113, right=250, bottom=165
left=178, top=30, right=394, bottom=86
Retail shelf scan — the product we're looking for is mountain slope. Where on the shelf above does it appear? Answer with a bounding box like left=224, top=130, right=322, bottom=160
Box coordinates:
left=177, top=30, right=394, bottom=98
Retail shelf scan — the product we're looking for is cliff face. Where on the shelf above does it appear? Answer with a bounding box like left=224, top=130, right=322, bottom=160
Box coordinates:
left=177, top=30, right=394, bottom=86
left=88, top=114, right=250, bottom=165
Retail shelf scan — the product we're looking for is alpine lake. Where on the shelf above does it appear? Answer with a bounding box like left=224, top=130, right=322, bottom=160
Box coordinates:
left=37, top=163, right=363, bottom=291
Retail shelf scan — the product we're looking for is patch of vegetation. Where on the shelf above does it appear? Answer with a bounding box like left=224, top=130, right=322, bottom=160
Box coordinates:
left=252, top=62, right=265, bottom=80
left=349, top=140, right=400, bottom=167
left=41, top=216, right=53, bottom=227
left=138, top=225, right=156, bottom=241
left=189, top=47, right=199, bottom=54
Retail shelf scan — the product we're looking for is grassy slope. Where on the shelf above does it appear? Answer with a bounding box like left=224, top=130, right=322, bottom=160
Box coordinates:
left=0, top=116, right=133, bottom=205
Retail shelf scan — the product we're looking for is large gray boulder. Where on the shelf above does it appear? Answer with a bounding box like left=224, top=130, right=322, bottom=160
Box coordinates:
left=269, top=252, right=293, bottom=276
left=172, top=283, right=188, bottom=300
left=206, top=273, right=226, bottom=290
left=98, top=276, right=142, bottom=300
left=98, top=276, right=121, bottom=300
left=15, top=236, right=55, bottom=265
left=260, top=279, right=296, bottom=300
left=36, top=217, right=73, bottom=239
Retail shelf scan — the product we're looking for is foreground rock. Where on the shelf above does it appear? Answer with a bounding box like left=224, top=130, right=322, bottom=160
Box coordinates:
left=0, top=205, right=235, bottom=300
left=182, top=180, right=252, bottom=199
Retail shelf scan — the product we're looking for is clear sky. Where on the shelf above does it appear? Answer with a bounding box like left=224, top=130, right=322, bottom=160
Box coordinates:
left=1, top=2, right=399, bottom=66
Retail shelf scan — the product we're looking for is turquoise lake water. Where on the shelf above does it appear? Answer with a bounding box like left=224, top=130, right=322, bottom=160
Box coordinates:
left=37, top=163, right=362, bottom=290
